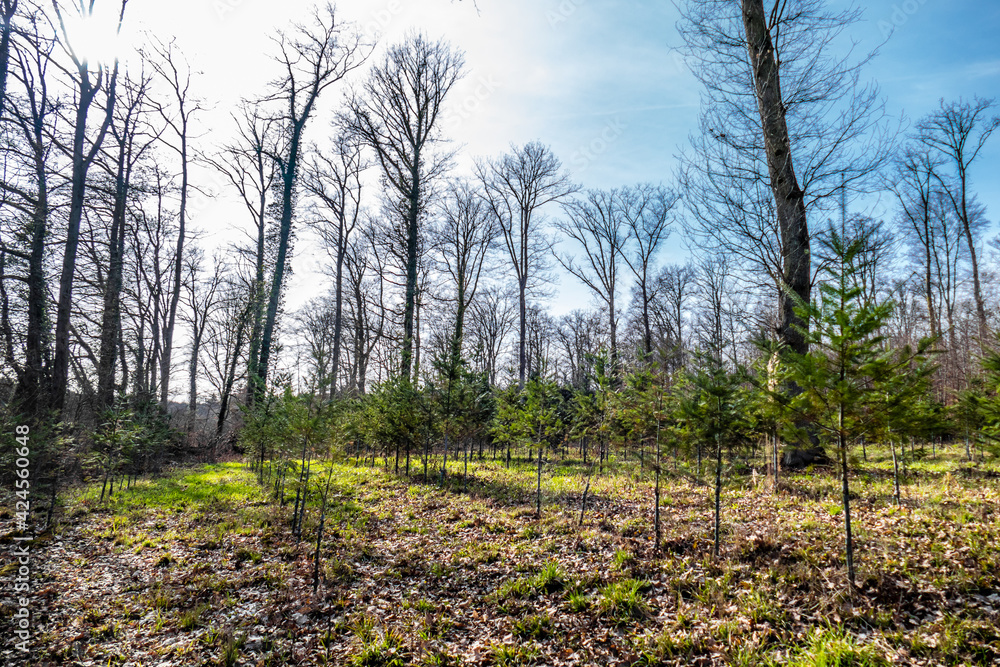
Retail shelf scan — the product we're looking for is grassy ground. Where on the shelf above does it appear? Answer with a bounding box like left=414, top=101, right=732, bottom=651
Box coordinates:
left=2, top=444, right=999, bottom=666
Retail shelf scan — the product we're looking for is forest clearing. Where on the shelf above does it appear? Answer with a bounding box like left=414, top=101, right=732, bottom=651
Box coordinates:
left=4, top=0, right=1000, bottom=665
left=4, top=446, right=999, bottom=666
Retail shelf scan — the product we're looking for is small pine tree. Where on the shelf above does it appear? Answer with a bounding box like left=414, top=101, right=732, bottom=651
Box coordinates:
left=492, top=377, right=564, bottom=518
left=958, top=339, right=1000, bottom=461
left=679, top=353, right=747, bottom=558
left=618, top=365, right=668, bottom=546
left=776, top=228, right=934, bottom=587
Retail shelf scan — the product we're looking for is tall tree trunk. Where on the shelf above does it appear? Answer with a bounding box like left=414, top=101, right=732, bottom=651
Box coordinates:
left=257, top=126, right=303, bottom=401
left=331, top=237, right=346, bottom=396
left=922, top=213, right=939, bottom=341
left=451, top=273, right=467, bottom=367
left=609, top=296, right=618, bottom=377
left=0, top=1, right=17, bottom=120
left=743, top=0, right=815, bottom=463
left=52, top=63, right=119, bottom=413
left=17, top=126, right=49, bottom=415
left=187, top=330, right=203, bottom=429
left=160, top=126, right=188, bottom=409
left=148, top=262, right=162, bottom=400
left=97, top=143, right=131, bottom=411
left=401, top=163, right=420, bottom=382
left=518, top=276, right=527, bottom=388
left=641, top=278, right=652, bottom=359
left=133, top=306, right=145, bottom=396
left=245, top=219, right=267, bottom=404
left=958, top=170, right=987, bottom=343
left=414, top=286, right=422, bottom=381
left=0, top=252, right=16, bottom=376
left=741, top=0, right=810, bottom=357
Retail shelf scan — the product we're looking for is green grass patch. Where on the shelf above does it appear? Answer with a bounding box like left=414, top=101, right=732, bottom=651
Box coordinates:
left=597, top=579, right=649, bottom=623
left=788, top=627, right=889, bottom=666
left=493, top=561, right=565, bottom=600
left=512, top=613, right=552, bottom=639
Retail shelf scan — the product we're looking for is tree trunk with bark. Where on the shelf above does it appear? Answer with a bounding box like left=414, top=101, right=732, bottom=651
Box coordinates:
left=741, top=0, right=811, bottom=358
left=254, top=10, right=367, bottom=399
left=15, top=72, right=51, bottom=416
left=52, top=57, right=120, bottom=413
left=0, top=1, right=18, bottom=119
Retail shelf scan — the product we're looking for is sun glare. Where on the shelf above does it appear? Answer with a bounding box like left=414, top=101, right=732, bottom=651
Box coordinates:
left=60, top=6, right=125, bottom=66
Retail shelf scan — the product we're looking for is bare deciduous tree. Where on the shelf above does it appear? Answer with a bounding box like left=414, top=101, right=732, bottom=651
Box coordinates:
left=146, top=37, right=203, bottom=410
left=182, top=251, right=223, bottom=431
left=555, top=309, right=603, bottom=390
left=6, top=10, right=57, bottom=414
left=434, top=179, right=497, bottom=367
left=127, top=167, right=174, bottom=400
left=95, top=69, right=158, bottom=411
left=650, top=262, right=695, bottom=373
left=204, top=274, right=251, bottom=438
left=678, top=0, right=893, bottom=464
left=0, top=0, right=20, bottom=119
left=618, top=183, right=678, bottom=359
left=50, top=0, right=128, bottom=413
left=295, top=295, right=338, bottom=400
left=344, top=32, right=463, bottom=383
left=524, top=304, right=556, bottom=381
left=468, top=285, right=515, bottom=387
left=677, top=0, right=892, bottom=357
left=343, top=223, right=388, bottom=394
left=254, top=4, right=368, bottom=401
left=303, top=130, right=367, bottom=395
left=477, top=142, right=575, bottom=389
left=917, top=97, right=999, bottom=344
left=891, top=145, right=944, bottom=341
left=557, top=188, right=629, bottom=377
left=211, top=102, right=281, bottom=403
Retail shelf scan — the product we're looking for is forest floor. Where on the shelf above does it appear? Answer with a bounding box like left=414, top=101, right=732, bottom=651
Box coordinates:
left=2, top=446, right=1000, bottom=666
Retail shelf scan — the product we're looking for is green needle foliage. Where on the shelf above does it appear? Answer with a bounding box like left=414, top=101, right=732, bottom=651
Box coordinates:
left=775, top=227, right=935, bottom=586
left=957, top=338, right=1000, bottom=460
left=365, top=376, right=429, bottom=476
left=492, top=376, right=564, bottom=517
left=427, top=351, right=494, bottom=485
left=679, top=352, right=749, bottom=558
left=617, top=363, right=668, bottom=545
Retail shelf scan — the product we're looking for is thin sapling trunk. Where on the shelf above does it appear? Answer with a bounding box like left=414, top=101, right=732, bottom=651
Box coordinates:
left=714, top=430, right=722, bottom=558
left=579, top=461, right=594, bottom=527
left=891, top=438, right=901, bottom=507
left=313, top=466, right=335, bottom=593
left=536, top=426, right=544, bottom=519
left=839, top=411, right=856, bottom=587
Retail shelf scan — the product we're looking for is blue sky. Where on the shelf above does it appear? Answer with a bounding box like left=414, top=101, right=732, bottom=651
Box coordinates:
left=116, top=0, right=1000, bottom=316
left=868, top=0, right=1000, bottom=208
